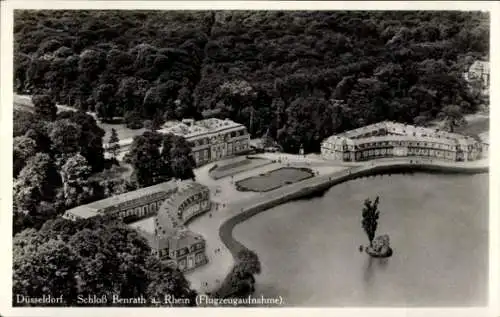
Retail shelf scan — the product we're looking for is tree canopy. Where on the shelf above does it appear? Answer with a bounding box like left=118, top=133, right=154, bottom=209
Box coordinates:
left=13, top=217, right=196, bottom=306
left=125, top=131, right=196, bottom=187
left=361, top=196, right=380, bottom=245
left=14, top=10, right=489, bottom=153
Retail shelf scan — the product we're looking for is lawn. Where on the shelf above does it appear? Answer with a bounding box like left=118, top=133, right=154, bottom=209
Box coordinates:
left=215, top=158, right=252, bottom=172
left=99, top=121, right=145, bottom=142
left=89, top=163, right=133, bottom=182
left=235, top=167, right=314, bottom=192
left=210, top=157, right=273, bottom=180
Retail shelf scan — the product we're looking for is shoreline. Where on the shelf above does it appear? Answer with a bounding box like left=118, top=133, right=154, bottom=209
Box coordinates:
left=217, top=159, right=488, bottom=274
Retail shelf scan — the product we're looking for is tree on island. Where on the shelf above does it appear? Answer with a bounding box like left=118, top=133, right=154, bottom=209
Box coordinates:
left=107, top=128, right=120, bottom=160
left=361, top=196, right=393, bottom=258
left=361, top=196, right=380, bottom=246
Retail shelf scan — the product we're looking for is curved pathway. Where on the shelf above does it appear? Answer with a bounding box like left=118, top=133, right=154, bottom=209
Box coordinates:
left=218, top=158, right=488, bottom=260
left=186, top=156, right=488, bottom=292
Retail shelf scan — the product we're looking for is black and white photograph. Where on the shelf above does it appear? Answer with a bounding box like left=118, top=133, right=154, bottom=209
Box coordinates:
left=0, top=1, right=498, bottom=316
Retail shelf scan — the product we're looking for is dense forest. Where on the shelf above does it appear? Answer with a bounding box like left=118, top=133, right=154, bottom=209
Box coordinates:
left=14, top=10, right=489, bottom=153
left=13, top=216, right=197, bottom=306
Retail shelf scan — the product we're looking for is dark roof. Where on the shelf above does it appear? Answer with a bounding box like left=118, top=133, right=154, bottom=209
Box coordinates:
left=168, top=230, right=205, bottom=251
left=64, top=180, right=178, bottom=218
left=161, top=182, right=209, bottom=211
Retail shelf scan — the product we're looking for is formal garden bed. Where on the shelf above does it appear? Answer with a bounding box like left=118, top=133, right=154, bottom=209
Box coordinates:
left=235, top=167, right=314, bottom=192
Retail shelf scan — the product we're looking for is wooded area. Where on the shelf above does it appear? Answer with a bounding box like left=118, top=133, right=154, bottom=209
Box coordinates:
left=13, top=216, right=197, bottom=306
left=14, top=10, right=489, bottom=153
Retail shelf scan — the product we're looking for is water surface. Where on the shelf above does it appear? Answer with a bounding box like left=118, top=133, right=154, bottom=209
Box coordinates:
left=233, top=173, right=489, bottom=306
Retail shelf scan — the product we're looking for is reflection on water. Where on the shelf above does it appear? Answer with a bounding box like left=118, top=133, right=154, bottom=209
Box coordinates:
left=233, top=173, right=488, bottom=307
left=363, top=256, right=375, bottom=286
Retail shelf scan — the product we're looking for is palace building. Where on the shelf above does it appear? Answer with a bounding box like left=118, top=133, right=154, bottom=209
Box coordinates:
left=141, top=182, right=211, bottom=272
left=63, top=180, right=179, bottom=222
left=63, top=179, right=212, bottom=272
left=321, top=121, right=486, bottom=162
left=158, top=118, right=250, bottom=166
left=109, top=118, right=250, bottom=166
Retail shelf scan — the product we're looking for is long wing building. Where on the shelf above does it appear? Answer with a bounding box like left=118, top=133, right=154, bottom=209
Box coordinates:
left=321, top=121, right=487, bottom=162
left=63, top=180, right=212, bottom=272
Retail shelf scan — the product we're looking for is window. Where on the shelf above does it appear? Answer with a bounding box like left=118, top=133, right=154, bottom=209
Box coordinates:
left=178, top=259, right=186, bottom=269
left=196, top=253, right=204, bottom=263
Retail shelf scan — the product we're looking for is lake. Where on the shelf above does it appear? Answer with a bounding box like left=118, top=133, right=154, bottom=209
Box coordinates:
left=233, top=173, right=489, bottom=307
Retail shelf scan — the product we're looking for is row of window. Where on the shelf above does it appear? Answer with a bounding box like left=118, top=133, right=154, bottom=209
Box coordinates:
left=152, top=241, right=205, bottom=258
left=177, top=253, right=206, bottom=271
left=155, top=192, right=209, bottom=237
left=177, top=243, right=205, bottom=257
left=193, top=141, right=249, bottom=163
left=190, top=129, right=248, bottom=147
left=155, top=242, right=205, bottom=260
left=64, top=196, right=166, bottom=221
left=181, top=201, right=211, bottom=223
left=326, top=141, right=479, bottom=152
left=112, top=190, right=173, bottom=211
left=178, top=192, right=208, bottom=212
left=337, top=148, right=476, bottom=161
left=356, top=148, right=457, bottom=157
left=118, top=200, right=163, bottom=220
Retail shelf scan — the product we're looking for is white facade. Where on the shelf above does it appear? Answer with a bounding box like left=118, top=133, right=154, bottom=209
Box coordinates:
left=321, top=121, right=485, bottom=162
left=159, top=118, right=250, bottom=166
left=109, top=118, right=250, bottom=166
